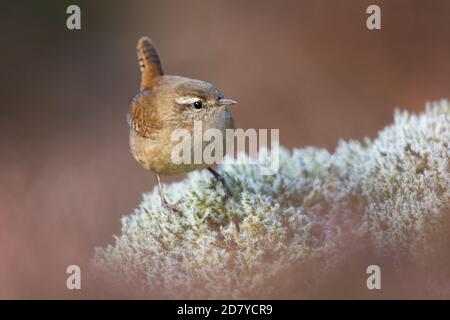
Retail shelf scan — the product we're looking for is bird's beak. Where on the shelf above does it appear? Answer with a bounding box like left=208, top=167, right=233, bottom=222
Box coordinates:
left=218, top=98, right=238, bottom=106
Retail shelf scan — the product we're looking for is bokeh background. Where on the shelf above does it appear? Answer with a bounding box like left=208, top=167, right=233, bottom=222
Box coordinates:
left=1, top=0, right=450, bottom=299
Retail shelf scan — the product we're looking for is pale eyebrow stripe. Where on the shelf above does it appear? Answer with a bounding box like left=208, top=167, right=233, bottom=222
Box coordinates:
left=175, top=96, right=201, bottom=105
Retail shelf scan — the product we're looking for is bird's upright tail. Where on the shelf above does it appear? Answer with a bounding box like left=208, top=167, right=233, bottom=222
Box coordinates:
left=137, top=36, right=164, bottom=91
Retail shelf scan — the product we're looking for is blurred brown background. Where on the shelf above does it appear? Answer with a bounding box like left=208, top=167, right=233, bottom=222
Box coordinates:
left=1, top=0, right=450, bottom=299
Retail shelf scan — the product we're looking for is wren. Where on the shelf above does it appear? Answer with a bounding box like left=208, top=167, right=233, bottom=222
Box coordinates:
left=127, top=37, right=237, bottom=212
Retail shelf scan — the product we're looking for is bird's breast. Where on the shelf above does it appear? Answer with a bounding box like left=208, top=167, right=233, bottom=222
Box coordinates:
left=129, top=108, right=235, bottom=175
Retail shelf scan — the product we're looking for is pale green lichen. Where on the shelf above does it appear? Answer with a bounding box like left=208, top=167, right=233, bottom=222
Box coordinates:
left=93, top=100, right=450, bottom=298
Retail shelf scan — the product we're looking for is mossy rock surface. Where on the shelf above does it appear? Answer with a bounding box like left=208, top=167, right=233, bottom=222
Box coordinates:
left=93, top=101, right=450, bottom=298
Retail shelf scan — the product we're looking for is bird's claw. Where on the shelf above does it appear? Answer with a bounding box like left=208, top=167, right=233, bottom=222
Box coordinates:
left=222, top=182, right=231, bottom=200
left=161, top=198, right=180, bottom=214
left=208, top=167, right=232, bottom=202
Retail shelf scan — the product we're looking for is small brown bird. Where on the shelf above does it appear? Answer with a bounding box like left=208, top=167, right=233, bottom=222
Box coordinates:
left=127, top=37, right=237, bottom=212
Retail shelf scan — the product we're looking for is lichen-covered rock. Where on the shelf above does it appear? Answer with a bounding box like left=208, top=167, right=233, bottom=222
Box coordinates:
left=93, top=100, right=450, bottom=298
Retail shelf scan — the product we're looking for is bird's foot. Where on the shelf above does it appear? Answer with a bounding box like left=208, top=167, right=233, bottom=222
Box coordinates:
left=160, top=198, right=180, bottom=214
left=208, top=167, right=231, bottom=201
left=222, top=179, right=231, bottom=200
left=156, top=173, right=181, bottom=214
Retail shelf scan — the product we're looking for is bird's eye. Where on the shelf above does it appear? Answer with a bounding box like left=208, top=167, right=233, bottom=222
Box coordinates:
left=193, top=101, right=203, bottom=109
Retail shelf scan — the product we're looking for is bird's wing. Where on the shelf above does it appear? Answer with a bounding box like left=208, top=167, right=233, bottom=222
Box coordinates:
left=127, top=90, right=162, bottom=139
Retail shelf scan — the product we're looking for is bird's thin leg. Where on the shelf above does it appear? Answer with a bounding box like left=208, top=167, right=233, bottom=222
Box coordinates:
left=156, top=173, right=178, bottom=212
left=208, top=167, right=231, bottom=198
